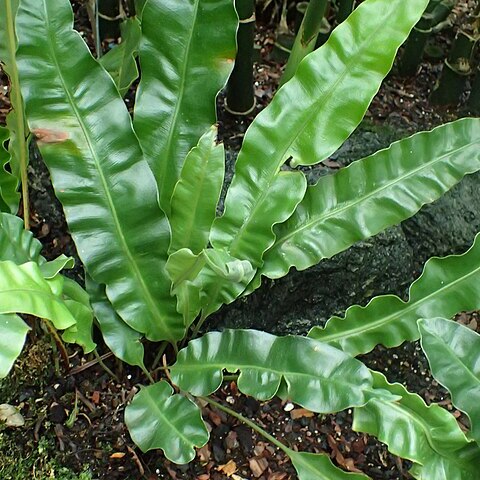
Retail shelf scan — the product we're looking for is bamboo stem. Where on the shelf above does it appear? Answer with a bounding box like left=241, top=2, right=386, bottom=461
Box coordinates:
left=431, top=30, right=476, bottom=105
left=468, top=66, right=480, bottom=113
left=399, top=0, right=456, bottom=76
left=280, top=0, right=329, bottom=86
left=4, top=0, right=29, bottom=229
left=226, top=0, right=256, bottom=115
left=336, top=0, right=354, bottom=23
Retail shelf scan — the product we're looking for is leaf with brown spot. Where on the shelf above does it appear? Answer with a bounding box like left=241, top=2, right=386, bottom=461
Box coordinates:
left=32, top=128, right=69, bottom=144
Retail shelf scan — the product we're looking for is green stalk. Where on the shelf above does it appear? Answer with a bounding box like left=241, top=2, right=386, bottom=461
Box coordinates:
left=4, top=0, right=29, bottom=229
left=280, top=0, right=329, bottom=86
left=202, top=396, right=293, bottom=455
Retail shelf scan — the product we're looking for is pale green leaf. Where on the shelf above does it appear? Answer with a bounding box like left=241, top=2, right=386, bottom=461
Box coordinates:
left=0, top=313, right=29, bottom=379
left=353, top=371, right=472, bottom=465
left=39, top=255, right=74, bottom=279
left=0, top=260, right=76, bottom=330
left=166, top=248, right=255, bottom=326
left=100, top=17, right=141, bottom=97
left=259, top=118, right=480, bottom=280
left=170, top=126, right=224, bottom=254
left=0, top=212, right=42, bottom=263
left=61, top=299, right=96, bottom=353
left=86, top=277, right=145, bottom=369
left=410, top=448, right=480, bottom=480
left=289, top=451, right=370, bottom=480
left=0, top=127, right=20, bottom=213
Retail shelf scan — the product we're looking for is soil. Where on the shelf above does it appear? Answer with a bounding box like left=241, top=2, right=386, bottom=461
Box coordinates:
left=1, top=2, right=479, bottom=480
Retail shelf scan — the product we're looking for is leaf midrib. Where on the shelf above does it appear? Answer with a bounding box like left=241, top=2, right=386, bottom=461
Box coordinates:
left=272, top=128, right=478, bottom=257
left=174, top=361, right=369, bottom=392
left=156, top=0, right=200, bottom=204
left=374, top=399, right=461, bottom=461
left=42, top=2, right=170, bottom=338
left=318, top=256, right=480, bottom=346
left=144, top=386, right=201, bottom=455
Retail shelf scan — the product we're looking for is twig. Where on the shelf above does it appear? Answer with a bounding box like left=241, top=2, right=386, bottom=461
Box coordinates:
left=69, top=351, right=113, bottom=375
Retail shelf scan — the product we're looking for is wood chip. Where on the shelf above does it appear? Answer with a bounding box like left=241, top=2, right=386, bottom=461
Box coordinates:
left=249, top=457, right=269, bottom=478
left=217, top=459, right=237, bottom=476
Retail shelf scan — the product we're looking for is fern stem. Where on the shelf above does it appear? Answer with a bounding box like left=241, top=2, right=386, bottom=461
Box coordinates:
left=201, top=396, right=292, bottom=455
left=4, top=0, right=29, bottom=229
left=42, top=318, right=69, bottom=371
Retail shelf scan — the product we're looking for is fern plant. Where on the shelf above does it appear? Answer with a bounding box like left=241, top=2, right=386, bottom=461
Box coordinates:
left=1, top=0, right=480, bottom=477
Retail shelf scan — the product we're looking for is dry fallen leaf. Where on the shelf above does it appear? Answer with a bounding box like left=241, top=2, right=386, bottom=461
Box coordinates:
left=290, top=408, right=315, bottom=420
left=0, top=404, right=25, bottom=427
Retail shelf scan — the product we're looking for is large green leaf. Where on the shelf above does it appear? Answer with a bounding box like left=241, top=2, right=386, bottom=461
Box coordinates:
left=86, top=277, right=145, bottom=369
left=211, top=0, right=428, bottom=266
left=169, top=126, right=224, bottom=254
left=258, top=118, right=480, bottom=280
left=133, top=0, right=237, bottom=215
left=0, top=313, right=30, bottom=379
left=99, top=17, right=141, bottom=97
left=0, top=127, right=19, bottom=213
left=309, top=233, right=480, bottom=356
left=16, top=0, right=183, bottom=342
left=289, top=451, right=370, bottom=480
left=125, top=380, right=209, bottom=463
left=0, top=212, right=42, bottom=263
left=410, top=447, right=480, bottom=480
left=166, top=248, right=255, bottom=326
left=0, top=260, right=76, bottom=330
left=353, top=372, right=473, bottom=466
left=419, top=318, right=480, bottom=445
left=171, top=330, right=375, bottom=413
